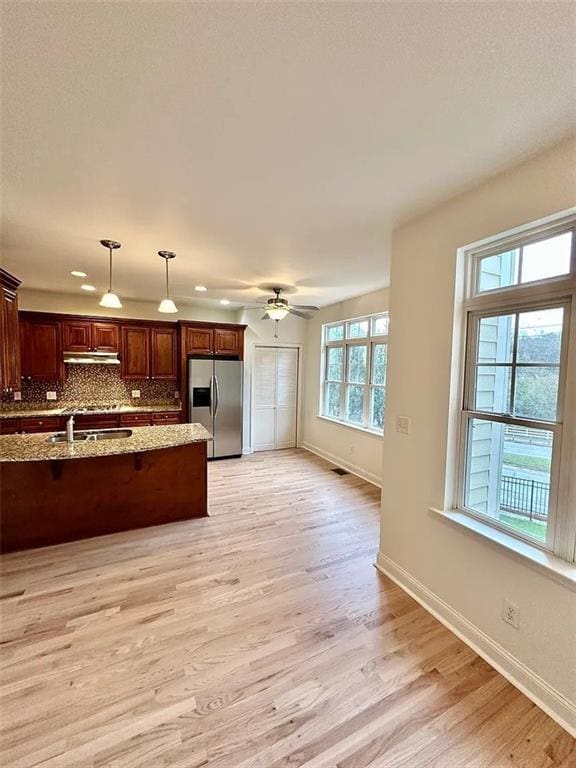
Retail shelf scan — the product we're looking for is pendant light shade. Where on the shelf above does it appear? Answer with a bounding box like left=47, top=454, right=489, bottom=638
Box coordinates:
left=158, top=298, right=178, bottom=314
left=99, top=240, right=122, bottom=309
left=158, top=251, right=178, bottom=313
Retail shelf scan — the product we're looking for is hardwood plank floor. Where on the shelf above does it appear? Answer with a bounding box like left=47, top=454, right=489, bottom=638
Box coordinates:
left=0, top=449, right=573, bottom=767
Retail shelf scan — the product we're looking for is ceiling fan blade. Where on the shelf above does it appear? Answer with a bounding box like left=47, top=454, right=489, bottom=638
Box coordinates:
left=261, top=313, right=271, bottom=320
left=288, top=308, right=313, bottom=320
left=290, top=304, right=319, bottom=311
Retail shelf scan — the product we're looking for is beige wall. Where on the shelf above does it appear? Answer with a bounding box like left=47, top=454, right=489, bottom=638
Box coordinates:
left=302, top=287, right=389, bottom=484
left=18, top=289, right=237, bottom=324
left=378, top=137, right=576, bottom=728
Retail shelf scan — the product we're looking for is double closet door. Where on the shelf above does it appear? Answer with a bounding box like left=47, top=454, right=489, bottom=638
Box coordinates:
left=253, top=346, right=299, bottom=452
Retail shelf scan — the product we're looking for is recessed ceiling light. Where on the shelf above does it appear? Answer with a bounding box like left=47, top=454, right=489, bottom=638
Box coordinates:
left=81, top=284, right=96, bottom=292
left=71, top=270, right=87, bottom=278
left=220, top=299, right=230, bottom=305
left=195, top=285, right=207, bottom=292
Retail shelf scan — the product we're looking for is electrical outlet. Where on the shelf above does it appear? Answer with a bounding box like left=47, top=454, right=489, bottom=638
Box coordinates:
left=46, top=391, right=57, bottom=401
left=502, top=599, right=520, bottom=629
left=174, top=391, right=180, bottom=400
left=13, top=391, right=22, bottom=401
left=131, top=390, right=141, bottom=399
left=396, top=415, right=411, bottom=435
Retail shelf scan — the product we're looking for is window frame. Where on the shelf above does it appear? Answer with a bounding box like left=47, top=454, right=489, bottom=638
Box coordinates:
left=457, top=213, right=576, bottom=562
left=320, top=312, right=389, bottom=434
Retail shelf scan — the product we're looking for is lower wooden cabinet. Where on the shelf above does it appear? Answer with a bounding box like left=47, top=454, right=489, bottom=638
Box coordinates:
left=152, top=412, right=181, bottom=425
left=0, top=419, right=21, bottom=435
left=120, top=413, right=153, bottom=427
left=74, top=414, right=121, bottom=430
left=20, top=416, right=64, bottom=433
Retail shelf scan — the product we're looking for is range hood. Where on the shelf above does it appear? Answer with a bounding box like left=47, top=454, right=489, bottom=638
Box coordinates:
left=63, top=351, right=120, bottom=365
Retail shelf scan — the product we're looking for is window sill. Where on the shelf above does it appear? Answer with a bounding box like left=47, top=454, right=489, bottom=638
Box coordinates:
left=429, top=507, right=576, bottom=591
left=317, top=414, right=383, bottom=437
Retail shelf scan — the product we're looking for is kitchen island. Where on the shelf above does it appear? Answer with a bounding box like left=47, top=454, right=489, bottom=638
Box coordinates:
left=0, top=423, right=212, bottom=552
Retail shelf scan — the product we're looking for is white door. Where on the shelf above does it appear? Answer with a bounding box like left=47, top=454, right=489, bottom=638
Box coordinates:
left=253, top=346, right=299, bottom=451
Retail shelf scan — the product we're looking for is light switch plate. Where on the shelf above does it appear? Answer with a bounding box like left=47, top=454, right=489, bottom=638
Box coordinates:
left=13, top=391, right=22, bottom=401
left=131, top=390, right=141, bottom=398
left=396, top=415, right=411, bottom=435
left=46, top=391, right=57, bottom=401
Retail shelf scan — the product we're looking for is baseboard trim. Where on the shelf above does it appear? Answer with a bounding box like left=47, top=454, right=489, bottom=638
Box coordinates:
left=375, top=552, right=576, bottom=736
left=301, top=442, right=381, bottom=488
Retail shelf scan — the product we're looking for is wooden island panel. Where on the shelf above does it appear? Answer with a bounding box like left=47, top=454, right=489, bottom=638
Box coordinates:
left=1, top=441, right=207, bottom=552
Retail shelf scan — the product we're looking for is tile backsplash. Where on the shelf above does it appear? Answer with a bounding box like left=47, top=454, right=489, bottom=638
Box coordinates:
left=4, top=365, right=178, bottom=408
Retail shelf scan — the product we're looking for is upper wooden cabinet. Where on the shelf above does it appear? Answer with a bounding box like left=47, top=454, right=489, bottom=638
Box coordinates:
left=184, top=324, right=245, bottom=359
left=0, top=269, right=22, bottom=392
left=121, top=325, right=177, bottom=380
left=186, top=327, right=213, bottom=355
left=63, top=320, right=119, bottom=353
left=214, top=328, right=241, bottom=357
left=121, top=326, right=150, bottom=379
left=20, top=317, right=63, bottom=381
left=150, top=328, right=177, bottom=379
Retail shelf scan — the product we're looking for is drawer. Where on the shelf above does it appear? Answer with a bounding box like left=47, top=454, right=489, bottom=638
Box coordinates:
left=152, top=412, right=181, bottom=425
left=75, top=414, right=121, bottom=430
left=120, top=413, right=153, bottom=427
left=20, top=416, right=63, bottom=433
left=0, top=419, right=21, bottom=435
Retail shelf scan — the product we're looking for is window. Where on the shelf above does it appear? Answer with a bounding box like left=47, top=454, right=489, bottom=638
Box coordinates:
left=459, top=216, right=576, bottom=561
left=321, top=312, right=388, bottom=433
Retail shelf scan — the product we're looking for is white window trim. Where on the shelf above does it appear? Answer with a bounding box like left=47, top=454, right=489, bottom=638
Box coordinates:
left=320, top=312, right=388, bottom=435
left=454, top=209, right=576, bottom=564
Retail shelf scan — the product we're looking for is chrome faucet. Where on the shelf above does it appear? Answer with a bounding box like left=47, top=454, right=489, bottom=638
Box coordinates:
left=66, top=414, right=75, bottom=442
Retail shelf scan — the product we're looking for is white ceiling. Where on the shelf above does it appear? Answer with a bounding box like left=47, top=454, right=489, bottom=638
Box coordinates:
left=2, top=2, right=575, bottom=309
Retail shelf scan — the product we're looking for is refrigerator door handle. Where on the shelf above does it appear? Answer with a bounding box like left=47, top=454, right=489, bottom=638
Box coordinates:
left=209, top=375, right=214, bottom=417
left=214, top=376, right=220, bottom=416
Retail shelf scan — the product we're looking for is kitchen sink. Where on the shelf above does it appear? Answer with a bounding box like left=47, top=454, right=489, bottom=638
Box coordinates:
left=47, top=429, right=133, bottom=443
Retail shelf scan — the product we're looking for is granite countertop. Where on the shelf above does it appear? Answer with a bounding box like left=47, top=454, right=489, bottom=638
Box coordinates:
left=0, top=423, right=212, bottom=463
left=0, top=404, right=182, bottom=420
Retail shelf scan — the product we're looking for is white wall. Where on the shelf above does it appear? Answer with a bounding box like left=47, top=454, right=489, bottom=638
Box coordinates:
left=18, top=289, right=236, bottom=323
left=302, top=287, right=389, bottom=485
left=237, top=309, right=308, bottom=454
left=378, top=137, right=576, bottom=730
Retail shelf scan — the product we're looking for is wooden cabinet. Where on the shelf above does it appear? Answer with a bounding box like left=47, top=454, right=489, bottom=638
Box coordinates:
left=20, top=416, right=63, bottom=433
left=62, top=320, right=92, bottom=352
left=150, top=328, right=177, bottom=379
left=120, top=413, right=153, bottom=427
left=185, top=327, right=213, bottom=355
left=121, top=326, right=150, bottom=379
left=74, top=414, right=120, bottom=430
left=121, top=325, right=177, bottom=380
left=214, top=328, right=241, bottom=357
left=0, top=418, right=21, bottom=435
left=92, top=322, right=119, bottom=352
left=20, top=317, right=63, bottom=381
left=184, top=325, right=244, bottom=358
left=63, top=320, right=119, bottom=352
left=152, top=411, right=181, bottom=425
left=0, top=269, right=22, bottom=392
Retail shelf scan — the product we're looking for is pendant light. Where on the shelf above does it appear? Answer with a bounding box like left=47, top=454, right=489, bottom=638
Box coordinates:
left=99, top=239, right=122, bottom=308
left=158, top=251, right=178, bottom=313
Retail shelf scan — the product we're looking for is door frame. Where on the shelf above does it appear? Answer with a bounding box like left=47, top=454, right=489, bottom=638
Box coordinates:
left=248, top=342, right=303, bottom=454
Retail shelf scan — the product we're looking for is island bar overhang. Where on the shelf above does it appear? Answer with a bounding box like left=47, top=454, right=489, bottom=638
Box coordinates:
left=0, top=424, right=211, bottom=552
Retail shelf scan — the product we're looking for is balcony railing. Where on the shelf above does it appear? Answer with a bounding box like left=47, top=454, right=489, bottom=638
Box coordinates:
left=500, top=475, right=550, bottom=521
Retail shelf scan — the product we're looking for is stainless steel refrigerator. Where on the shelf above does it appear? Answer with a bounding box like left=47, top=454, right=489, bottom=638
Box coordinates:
left=188, top=357, right=243, bottom=459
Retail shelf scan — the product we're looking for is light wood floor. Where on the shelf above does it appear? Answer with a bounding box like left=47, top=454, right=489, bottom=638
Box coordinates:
left=1, top=449, right=573, bottom=767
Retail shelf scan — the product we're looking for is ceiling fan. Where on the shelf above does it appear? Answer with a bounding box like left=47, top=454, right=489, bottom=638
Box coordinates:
left=260, top=287, right=319, bottom=321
